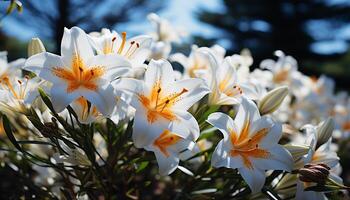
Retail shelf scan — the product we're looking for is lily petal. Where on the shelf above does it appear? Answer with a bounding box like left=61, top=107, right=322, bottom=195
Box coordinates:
left=171, top=78, right=210, bottom=110
left=252, top=145, right=293, bottom=171
left=211, top=140, right=244, bottom=169
left=207, top=112, right=238, bottom=141
left=170, top=110, right=200, bottom=141
left=151, top=147, right=180, bottom=176
left=50, top=83, right=80, bottom=112
left=144, top=59, right=174, bottom=90
left=234, top=97, right=260, bottom=136
left=61, top=27, right=94, bottom=66
left=238, top=167, right=266, bottom=194
left=88, top=54, right=131, bottom=80
left=78, top=84, right=115, bottom=116
left=24, top=52, right=65, bottom=84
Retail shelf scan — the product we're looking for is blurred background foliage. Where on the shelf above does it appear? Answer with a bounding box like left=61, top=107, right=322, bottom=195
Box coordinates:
left=196, top=0, right=350, bottom=90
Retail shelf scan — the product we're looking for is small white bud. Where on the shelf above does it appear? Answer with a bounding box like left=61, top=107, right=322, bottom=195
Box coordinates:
left=258, top=86, right=289, bottom=115
left=28, top=37, right=46, bottom=57
left=316, top=118, right=334, bottom=147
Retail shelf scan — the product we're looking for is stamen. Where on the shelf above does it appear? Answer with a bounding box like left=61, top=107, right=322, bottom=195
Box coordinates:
left=78, top=67, right=84, bottom=81
left=117, top=32, right=127, bottom=54
left=21, top=78, right=29, bottom=99
left=111, top=37, right=117, bottom=52
left=224, top=84, right=243, bottom=97
left=154, top=87, right=161, bottom=108
left=3, top=77, right=18, bottom=99
left=156, top=88, right=188, bottom=109
left=17, top=80, right=23, bottom=99
left=124, top=41, right=135, bottom=57
left=127, top=42, right=140, bottom=58
left=161, top=99, right=170, bottom=112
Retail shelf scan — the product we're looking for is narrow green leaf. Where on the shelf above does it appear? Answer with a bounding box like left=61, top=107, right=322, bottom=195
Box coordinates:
left=2, top=115, right=22, bottom=151
left=304, top=184, right=340, bottom=192
left=17, top=140, right=55, bottom=146
left=136, top=161, right=149, bottom=173
left=6, top=2, right=15, bottom=14
left=38, top=88, right=56, bottom=114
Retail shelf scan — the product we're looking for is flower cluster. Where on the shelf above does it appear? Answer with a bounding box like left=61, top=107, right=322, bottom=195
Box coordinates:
left=0, top=13, right=349, bottom=199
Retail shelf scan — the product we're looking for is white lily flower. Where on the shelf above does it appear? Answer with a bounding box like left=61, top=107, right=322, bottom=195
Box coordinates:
left=0, top=51, right=25, bottom=80
left=309, top=75, right=335, bottom=98
left=89, top=28, right=152, bottom=69
left=149, top=41, right=172, bottom=60
left=259, top=50, right=305, bottom=95
left=147, top=13, right=186, bottom=43
left=131, top=59, right=209, bottom=148
left=0, top=75, right=42, bottom=109
left=207, top=97, right=293, bottom=193
left=24, top=27, right=131, bottom=116
left=260, top=50, right=297, bottom=84
left=144, top=127, right=197, bottom=175
left=170, top=45, right=219, bottom=79
left=208, top=56, right=257, bottom=105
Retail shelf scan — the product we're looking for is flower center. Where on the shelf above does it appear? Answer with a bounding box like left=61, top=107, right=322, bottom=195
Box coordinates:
left=153, top=129, right=181, bottom=157
left=273, top=68, right=289, bottom=83
left=52, top=54, right=105, bottom=93
left=229, top=121, right=270, bottom=169
left=218, top=74, right=243, bottom=97
left=103, top=32, right=140, bottom=58
left=138, top=80, right=188, bottom=123
left=0, top=76, right=30, bottom=100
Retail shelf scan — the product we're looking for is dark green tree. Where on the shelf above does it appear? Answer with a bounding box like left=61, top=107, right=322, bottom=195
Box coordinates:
left=9, top=0, right=163, bottom=53
left=197, top=0, right=350, bottom=64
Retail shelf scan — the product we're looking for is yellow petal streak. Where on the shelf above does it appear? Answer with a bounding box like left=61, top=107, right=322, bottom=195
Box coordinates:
left=229, top=124, right=270, bottom=169
left=138, top=80, right=188, bottom=123
left=0, top=76, right=30, bottom=100
left=153, top=130, right=181, bottom=157
left=273, top=69, right=289, bottom=83
left=218, top=74, right=243, bottom=97
left=52, top=55, right=105, bottom=93
left=75, top=97, right=99, bottom=121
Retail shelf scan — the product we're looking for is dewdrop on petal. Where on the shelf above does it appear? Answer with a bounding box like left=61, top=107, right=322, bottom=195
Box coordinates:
left=28, top=37, right=46, bottom=57
left=316, top=118, right=335, bottom=148
left=258, top=86, right=289, bottom=115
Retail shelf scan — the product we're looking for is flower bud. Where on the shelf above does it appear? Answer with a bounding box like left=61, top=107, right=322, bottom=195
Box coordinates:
left=316, top=118, right=334, bottom=148
left=298, top=163, right=330, bottom=184
left=40, top=121, right=58, bottom=137
left=284, top=144, right=309, bottom=162
left=258, top=86, right=289, bottom=115
left=28, top=38, right=46, bottom=57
